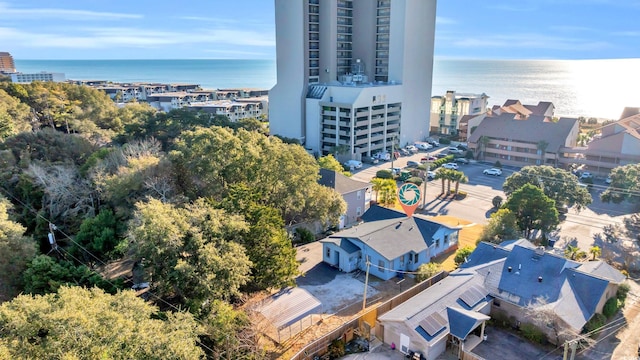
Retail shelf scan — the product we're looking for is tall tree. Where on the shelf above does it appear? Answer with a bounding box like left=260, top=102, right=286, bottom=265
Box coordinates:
left=504, top=184, right=559, bottom=239
left=0, top=197, right=36, bottom=301
left=451, top=170, right=468, bottom=196
left=128, top=199, right=252, bottom=309
left=601, top=163, right=640, bottom=204
left=0, top=286, right=204, bottom=359
left=503, top=165, right=592, bottom=211
left=478, top=208, right=520, bottom=244
left=318, top=154, right=344, bottom=173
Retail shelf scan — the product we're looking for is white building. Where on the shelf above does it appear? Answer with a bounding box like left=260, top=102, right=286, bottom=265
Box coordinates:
left=430, top=91, right=489, bottom=136
left=269, top=0, right=437, bottom=159
left=10, top=72, right=65, bottom=83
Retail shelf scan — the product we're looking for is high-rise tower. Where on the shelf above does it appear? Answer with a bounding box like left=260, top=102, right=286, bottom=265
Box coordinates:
left=0, top=52, right=16, bottom=74
left=269, top=0, right=437, bottom=159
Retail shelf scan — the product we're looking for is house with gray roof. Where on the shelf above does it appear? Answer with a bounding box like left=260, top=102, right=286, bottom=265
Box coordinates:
left=378, top=269, right=491, bottom=359
left=462, top=241, right=625, bottom=341
left=320, top=206, right=460, bottom=280
left=318, top=168, right=371, bottom=228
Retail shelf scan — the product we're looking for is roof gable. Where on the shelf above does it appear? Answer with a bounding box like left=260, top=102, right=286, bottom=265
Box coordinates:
left=577, top=261, right=626, bottom=284
left=447, top=307, right=490, bottom=340
left=460, top=242, right=509, bottom=268
left=318, top=168, right=370, bottom=194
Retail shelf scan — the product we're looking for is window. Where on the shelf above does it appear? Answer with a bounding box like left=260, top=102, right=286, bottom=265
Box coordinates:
left=414, top=253, right=419, bottom=262
left=444, top=235, right=449, bottom=245
left=378, top=260, right=385, bottom=272
left=356, top=207, right=362, bottom=216
left=436, top=239, right=440, bottom=248
left=400, top=256, right=404, bottom=267
left=493, top=299, right=501, bottom=307
left=357, top=190, right=362, bottom=200
left=326, top=248, right=331, bottom=258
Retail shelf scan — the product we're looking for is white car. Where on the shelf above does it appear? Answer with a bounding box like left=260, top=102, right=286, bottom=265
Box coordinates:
left=483, top=168, right=502, bottom=176
left=579, top=171, right=593, bottom=180
left=448, top=147, right=464, bottom=155
left=427, top=170, right=436, bottom=180
left=405, top=145, right=419, bottom=153
left=605, top=176, right=612, bottom=184
left=344, top=160, right=363, bottom=169
left=415, top=142, right=433, bottom=151
left=389, top=167, right=402, bottom=175
left=442, top=163, right=459, bottom=170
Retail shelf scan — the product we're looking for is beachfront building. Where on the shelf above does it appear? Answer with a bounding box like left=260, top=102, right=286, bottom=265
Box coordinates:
left=269, top=0, right=437, bottom=159
left=467, top=112, right=579, bottom=168
left=146, top=91, right=213, bottom=112
left=10, top=72, right=65, bottom=83
left=430, top=91, right=489, bottom=136
left=559, top=107, right=640, bottom=176
left=0, top=52, right=16, bottom=74
left=187, top=97, right=268, bottom=122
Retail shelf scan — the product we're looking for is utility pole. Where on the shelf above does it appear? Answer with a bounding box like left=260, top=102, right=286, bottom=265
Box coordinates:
left=47, top=223, right=58, bottom=254
left=422, top=162, right=430, bottom=210
left=361, top=260, right=371, bottom=312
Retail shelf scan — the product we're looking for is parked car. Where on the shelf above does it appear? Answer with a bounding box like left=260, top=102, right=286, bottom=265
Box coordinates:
left=344, top=160, right=363, bottom=169
left=579, top=171, right=593, bottom=180
left=454, top=158, right=469, bottom=164
left=389, top=167, right=402, bottom=175
left=448, top=147, right=464, bottom=155
left=361, top=156, right=379, bottom=165
left=605, top=176, right=612, bottom=184
left=421, top=156, right=437, bottom=163
left=436, top=153, right=448, bottom=158
left=406, top=160, right=420, bottom=167
left=443, top=163, right=459, bottom=170
left=374, top=152, right=391, bottom=161
left=414, top=142, right=433, bottom=151
left=457, top=143, right=468, bottom=151
left=427, top=170, right=436, bottom=180
left=483, top=168, right=502, bottom=176
left=399, top=148, right=411, bottom=156
left=405, top=145, right=418, bottom=153
left=427, top=140, right=440, bottom=147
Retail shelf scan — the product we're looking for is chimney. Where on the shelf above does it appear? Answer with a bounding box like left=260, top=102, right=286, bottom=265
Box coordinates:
left=538, top=276, right=543, bottom=283
left=508, top=266, right=512, bottom=273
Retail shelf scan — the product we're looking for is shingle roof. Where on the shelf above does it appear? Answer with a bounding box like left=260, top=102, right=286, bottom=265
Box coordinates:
left=447, top=307, right=490, bottom=340
left=320, top=237, right=361, bottom=254
left=318, top=168, right=370, bottom=195
left=498, top=245, right=579, bottom=306
left=468, top=113, right=578, bottom=152
left=459, top=242, right=510, bottom=269
left=577, top=261, right=627, bottom=284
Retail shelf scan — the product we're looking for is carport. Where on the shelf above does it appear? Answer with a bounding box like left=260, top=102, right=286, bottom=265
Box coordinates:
left=446, top=307, right=490, bottom=359
left=258, top=287, right=323, bottom=342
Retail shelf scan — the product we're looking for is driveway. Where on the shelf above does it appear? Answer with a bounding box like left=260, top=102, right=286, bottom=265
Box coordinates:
left=471, top=326, right=562, bottom=360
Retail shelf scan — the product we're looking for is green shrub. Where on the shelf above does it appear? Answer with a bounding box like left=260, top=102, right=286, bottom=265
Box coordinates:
left=520, top=323, right=545, bottom=344
left=494, top=161, right=502, bottom=169
left=584, top=313, right=606, bottom=334
left=416, top=263, right=441, bottom=282
left=327, top=338, right=346, bottom=359
left=454, top=246, right=474, bottom=266
left=492, top=195, right=503, bottom=208
left=406, top=177, right=423, bottom=186
left=294, top=227, right=315, bottom=245
left=603, top=297, right=619, bottom=318
left=439, top=138, right=451, bottom=145
left=376, top=170, right=393, bottom=179
left=617, top=283, right=630, bottom=302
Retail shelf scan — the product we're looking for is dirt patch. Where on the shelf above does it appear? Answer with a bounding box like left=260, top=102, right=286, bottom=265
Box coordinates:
left=429, top=215, right=484, bottom=271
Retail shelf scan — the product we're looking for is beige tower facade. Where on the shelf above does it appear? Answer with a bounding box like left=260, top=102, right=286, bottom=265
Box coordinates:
left=270, top=0, right=437, bottom=158
left=0, top=52, right=16, bottom=73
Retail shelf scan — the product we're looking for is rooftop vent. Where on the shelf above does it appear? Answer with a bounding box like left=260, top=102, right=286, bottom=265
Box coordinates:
left=508, top=266, right=512, bottom=273
left=538, top=276, right=543, bottom=283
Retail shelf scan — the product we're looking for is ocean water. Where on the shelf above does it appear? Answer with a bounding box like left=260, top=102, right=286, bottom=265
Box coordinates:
left=14, top=58, right=640, bottom=120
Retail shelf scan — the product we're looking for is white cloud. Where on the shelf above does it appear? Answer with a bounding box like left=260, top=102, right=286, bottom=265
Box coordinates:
left=436, top=17, right=457, bottom=25
left=0, top=26, right=275, bottom=49
left=0, top=2, right=142, bottom=20
left=450, top=33, right=611, bottom=52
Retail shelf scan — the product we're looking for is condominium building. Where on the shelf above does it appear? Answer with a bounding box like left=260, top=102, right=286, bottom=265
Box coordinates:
left=430, top=91, right=489, bottom=135
left=10, top=72, right=65, bottom=83
left=0, top=52, right=16, bottom=74
left=270, top=0, right=437, bottom=159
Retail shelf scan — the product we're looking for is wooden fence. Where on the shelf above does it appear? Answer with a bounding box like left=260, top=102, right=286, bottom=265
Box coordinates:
left=289, top=271, right=448, bottom=360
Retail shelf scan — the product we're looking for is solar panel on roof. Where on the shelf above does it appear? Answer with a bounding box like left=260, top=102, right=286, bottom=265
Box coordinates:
left=418, top=312, right=447, bottom=336
left=459, top=285, right=486, bottom=308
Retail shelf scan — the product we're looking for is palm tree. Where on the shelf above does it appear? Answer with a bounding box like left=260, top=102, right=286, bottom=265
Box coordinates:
left=371, top=178, right=385, bottom=203
left=537, top=140, right=549, bottom=165
left=452, top=170, right=469, bottom=196
left=589, top=246, right=601, bottom=260
left=434, top=168, right=447, bottom=195
left=477, top=135, right=490, bottom=160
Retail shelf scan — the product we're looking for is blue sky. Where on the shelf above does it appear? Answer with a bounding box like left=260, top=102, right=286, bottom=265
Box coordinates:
left=1, top=0, right=639, bottom=60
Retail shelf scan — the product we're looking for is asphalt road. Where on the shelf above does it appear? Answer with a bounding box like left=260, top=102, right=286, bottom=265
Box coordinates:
left=350, top=148, right=638, bottom=259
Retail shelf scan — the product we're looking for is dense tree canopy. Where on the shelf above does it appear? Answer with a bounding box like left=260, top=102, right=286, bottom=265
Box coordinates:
left=503, top=165, right=592, bottom=210
left=478, top=208, right=520, bottom=244
left=171, top=126, right=345, bottom=225
left=0, top=286, right=204, bottom=359
left=601, top=163, right=640, bottom=204
left=504, top=184, right=559, bottom=238
left=0, top=197, right=36, bottom=301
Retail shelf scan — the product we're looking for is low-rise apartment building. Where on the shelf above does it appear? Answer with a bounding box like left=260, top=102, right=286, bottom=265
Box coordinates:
left=468, top=113, right=579, bottom=168
left=10, top=72, right=65, bottom=83
left=430, top=91, right=489, bottom=136
left=187, top=97, right=268, bottom=122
